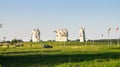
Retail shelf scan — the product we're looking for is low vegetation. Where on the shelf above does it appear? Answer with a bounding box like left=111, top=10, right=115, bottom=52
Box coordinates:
left=0, top=42, right=120, bottom=67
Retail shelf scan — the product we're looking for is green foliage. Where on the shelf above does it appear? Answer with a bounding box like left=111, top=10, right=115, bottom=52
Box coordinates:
left=11, top=39, right=23, bottom=45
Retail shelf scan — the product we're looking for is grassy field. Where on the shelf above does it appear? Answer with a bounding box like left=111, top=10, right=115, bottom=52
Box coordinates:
left=0, top=42, right=120, bottom=67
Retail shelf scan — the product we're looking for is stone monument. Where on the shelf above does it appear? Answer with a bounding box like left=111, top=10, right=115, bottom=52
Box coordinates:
left=79, top=27, right=85, bottom=42
left=31, top=28, right=40, bottom=42
left=54, top=29, right=68, bottom=41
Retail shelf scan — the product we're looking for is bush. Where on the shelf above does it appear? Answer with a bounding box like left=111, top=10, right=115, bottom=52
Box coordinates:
left=43, top=44, right=53, bottom=48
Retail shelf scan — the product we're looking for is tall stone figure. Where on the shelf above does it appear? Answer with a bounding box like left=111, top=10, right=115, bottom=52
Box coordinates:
left=79, top=27, right=85, bottom=42
left=31, top=28, right=40, bottom=42
left=54, top=29, right=68, bottom=41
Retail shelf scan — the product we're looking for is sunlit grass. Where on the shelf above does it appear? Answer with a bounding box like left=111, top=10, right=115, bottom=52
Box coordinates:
left=0, top=42, right=120, bottom=67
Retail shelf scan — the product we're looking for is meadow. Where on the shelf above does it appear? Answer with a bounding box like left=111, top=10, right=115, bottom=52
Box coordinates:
left=0, top=42, right=120, bottom=67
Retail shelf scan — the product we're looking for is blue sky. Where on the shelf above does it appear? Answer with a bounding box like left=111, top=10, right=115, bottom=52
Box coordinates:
left=0, top=0, right=120, bottom=41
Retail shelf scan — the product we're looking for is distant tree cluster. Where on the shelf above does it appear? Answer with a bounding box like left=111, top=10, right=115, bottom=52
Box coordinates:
left=0, top=41, right=11, bottom=43
left=11, top=39, right=23, bottom=45
left=88, top=39, right=120, bottom=44
left=0, top=39, right=24, bottom=45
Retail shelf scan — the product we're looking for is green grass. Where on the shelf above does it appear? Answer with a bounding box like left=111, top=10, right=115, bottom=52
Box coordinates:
left=0, top=42, right=120, bottom=67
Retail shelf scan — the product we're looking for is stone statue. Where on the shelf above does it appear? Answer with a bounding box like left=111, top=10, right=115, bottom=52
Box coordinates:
left=54, top=29, right=68, bottom=41
left=79, top=27, right=85, bottom=42
left=31, top=28, right=40, bottom=42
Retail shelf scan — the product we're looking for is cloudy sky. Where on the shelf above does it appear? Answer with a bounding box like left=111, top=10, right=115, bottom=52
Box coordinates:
left=0, top=0, right=120, bottom=41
